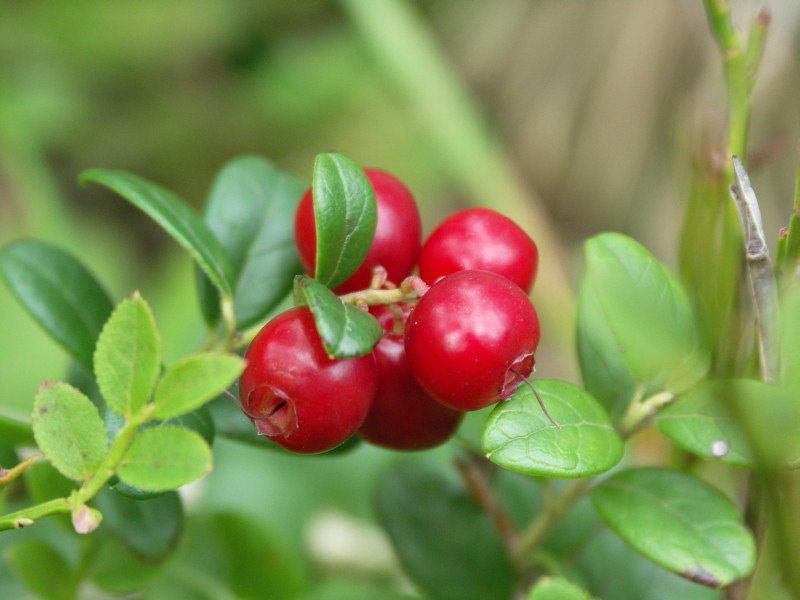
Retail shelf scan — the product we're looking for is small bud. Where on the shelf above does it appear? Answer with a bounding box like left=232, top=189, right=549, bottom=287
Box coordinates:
left=72, top=504, right=103, bottom=534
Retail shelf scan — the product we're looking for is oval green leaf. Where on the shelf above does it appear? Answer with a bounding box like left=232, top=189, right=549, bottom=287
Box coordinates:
left=375, top=461, right=515, bottom=600
left=153, top=353, right=244, bottom=420
left=482, top=380, right=623, bottom=478
left=117, top=426, right=212, bottom=492
left=293, top=275, right=381, bottom=358
left=576, top=279, right=638, bottom=420
left=591, top=467, right=756, bottom=588
left=5, top=540, right=77, bottom=600
left=79, top=169, right=235, bottom=298
left=657, top=380, right=755, bottom=467
left=32, top=382, right=108, bottom=482
left=93, top=293, right=161, bottom=418
left=528, top=577, right=595, bottom=600
left=312, top=153, right=377, bottom=288
left=197, top=155, right=307, bottom=328
left=93, top=488, right=183, bottom=559
left=0, top=240, right=113, bottom=371
left=584, top=233, right=709, bottom=393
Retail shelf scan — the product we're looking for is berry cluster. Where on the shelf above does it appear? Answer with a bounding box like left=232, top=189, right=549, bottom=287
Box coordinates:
left=239, top=168, right=540, bottom=453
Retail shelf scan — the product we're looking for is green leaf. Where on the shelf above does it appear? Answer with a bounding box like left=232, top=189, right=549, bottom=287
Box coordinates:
left=584, top=233, right=709, bottom=393
left=375, top=461, right=515, bottom=600
left=576, top=528, right=720, bottom=600
left=79, top=169, right=235, bottom=298
left=591, top=468, right=756, bottom=588
left=657, top=380, right=755, bottom=467
left=32, top=382, right=108, bottom=482
left=293, top=275, right=381, bottom=358
left=94, top=293, right=161, bottom=418
left=0, top=240, right=113, bottom=371
left=311, top=153, right=377, bottom=288
left=117, top=426, right=212, bottom=492
left=576, top=280, right=639, bottom=420
left=88, top=536, right=162, bottom=596
left=93, top=488, right=183, bottom=559
left=528, top=577, right=595, bottom=600
left=153, top=353, right=245, bottom=420
left=24, top=462, right=77, bottom=505
left=5, top=540, right=77, bottom=600
left=780, top=282, right=800, bottom=391
left=482, top=380, right=623, bottom=478
left=198, top=155, right=307, bottom=328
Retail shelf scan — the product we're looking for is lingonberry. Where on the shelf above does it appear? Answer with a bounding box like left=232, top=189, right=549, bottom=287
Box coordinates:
left=418, top=207, right=538, bottom=293
left=404, top=270, right=540, bottom=411
left=359, top=305, right=464, bottom=450
left=294, top=168, right=422, bottom=293
left=239, top=306, right=377, bottom=454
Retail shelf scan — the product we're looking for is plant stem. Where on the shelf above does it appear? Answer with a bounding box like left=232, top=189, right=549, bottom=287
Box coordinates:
left=511, top=479, right=590, bottom=566
left=0, top=456, right=39, bottom=488
left=339, top=276, right=428, bottom=307
left=729, top=158, right=780, bottom=382
left=455, top=456, right=518, bottom=565
left=616, top=391, right=675, bottom=440
left=0, top=498, right=70, bottom=531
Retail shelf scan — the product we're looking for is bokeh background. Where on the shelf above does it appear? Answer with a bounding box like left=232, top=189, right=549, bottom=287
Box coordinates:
left=1, top=1, right=799, bottom=598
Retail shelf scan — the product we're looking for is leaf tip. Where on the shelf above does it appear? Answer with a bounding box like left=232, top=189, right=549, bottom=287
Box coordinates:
left=678, top=568, right=721, bottom=588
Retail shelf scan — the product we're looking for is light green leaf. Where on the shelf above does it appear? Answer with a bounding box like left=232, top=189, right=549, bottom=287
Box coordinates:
left=117, top=426, right=212, bottom=492
left=375, top=461, right=515, bottom=600
left=591, top=468, right=756, bottom=588
left=293, top=275, right=381, bottom=358
left=79, top=169, right=235, bottom=298
left=153, top=353, right=245, bottom=420
left=197, top=155, right=307, bottom=328
left=94, top=293, right=161, bottom=418
left=657, top=380, right=755, bottom=467
left=312, top=153, right=377, bottom=288
left=0, top=240, right=113, bottom=371
left=528, top=577, right=595, bottom=600
left=482, top=380, right=623, bottom=478
left=584, top=233, right=709, bottom=393
left=5, top=541, right=77, bottom=600
left=32, top=382, right=108, bottom=482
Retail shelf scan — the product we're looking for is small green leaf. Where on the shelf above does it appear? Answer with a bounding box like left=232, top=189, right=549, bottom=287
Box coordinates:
left=5, top=540, right=77, bottom=600
left=93, top=488, right=183, bottom=559
left=312, top=153, right=377, bottom=288
left=117, top=426, right=212, bottom=492
left=32, top=382, right=108, bottom=482
left=584, top=233, right=709, bottom=393
left=79, top=169, right=235, bottom=298
left=657, top=380, right=755, bottom=467
left=375, top=461, right=515, bottom=600
left=528, top=577, right=595, bottom=600
left=576, top=281, right=639, bottom=420
left=482, top=380, right=623, bottom=478
left=591, top=468, right=756, bottom=588
left=293, top=275, right=381, bottom=358
left=198, top=155, right=307, bottom=328
left=153, top=353, right=245, bottom=420
left=94, top=293, right=161, bottom=418
left=0, top=240, right=113, bottom=371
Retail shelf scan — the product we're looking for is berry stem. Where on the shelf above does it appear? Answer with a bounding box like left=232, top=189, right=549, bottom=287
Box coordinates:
left=338, top=275, right=429, bottom=307
left=509, top=368, right=560, bottom=429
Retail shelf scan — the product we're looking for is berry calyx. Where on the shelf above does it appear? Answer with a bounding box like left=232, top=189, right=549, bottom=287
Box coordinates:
left=294, top=168, right=422, bottom=293
left=239, top=306, right=378, bottom=453
left=404, top=270, right=541, bottom=411
left=359, top=305, right=464, bottom=450
left=418, top=207, right=538, bottom=293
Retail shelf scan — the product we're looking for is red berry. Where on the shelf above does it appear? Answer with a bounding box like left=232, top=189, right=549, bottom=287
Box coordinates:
left=359, top=306, right=464, bottom=450
left=404, top=270, right=540, bottom=411
left=239, top=306, right=377, bottom=454
left=294, top=168, right=422, bottom=293
left=418, top=208, right=538, bottom=293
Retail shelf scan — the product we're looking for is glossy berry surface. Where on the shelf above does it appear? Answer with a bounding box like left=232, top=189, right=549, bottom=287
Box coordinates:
left=359, top=305, right=464, bottom=450
left=295, top=168, right=422, bottom=293
left=405, top=270, right=540, bottom=411
left=418, top=207, right=538, bottom=293
left=239, top=306, right=377, bottom=454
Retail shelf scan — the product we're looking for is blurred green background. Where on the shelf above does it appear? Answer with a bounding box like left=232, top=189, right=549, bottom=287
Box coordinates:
left=1, top=1, right=799, bottom=598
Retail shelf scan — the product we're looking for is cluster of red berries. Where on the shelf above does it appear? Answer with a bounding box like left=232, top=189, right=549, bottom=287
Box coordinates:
left=238, top=169, right=540, bottom=454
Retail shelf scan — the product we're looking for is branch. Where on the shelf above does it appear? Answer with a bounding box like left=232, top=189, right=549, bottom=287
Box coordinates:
left=729, top=157, right=780, bottom=382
